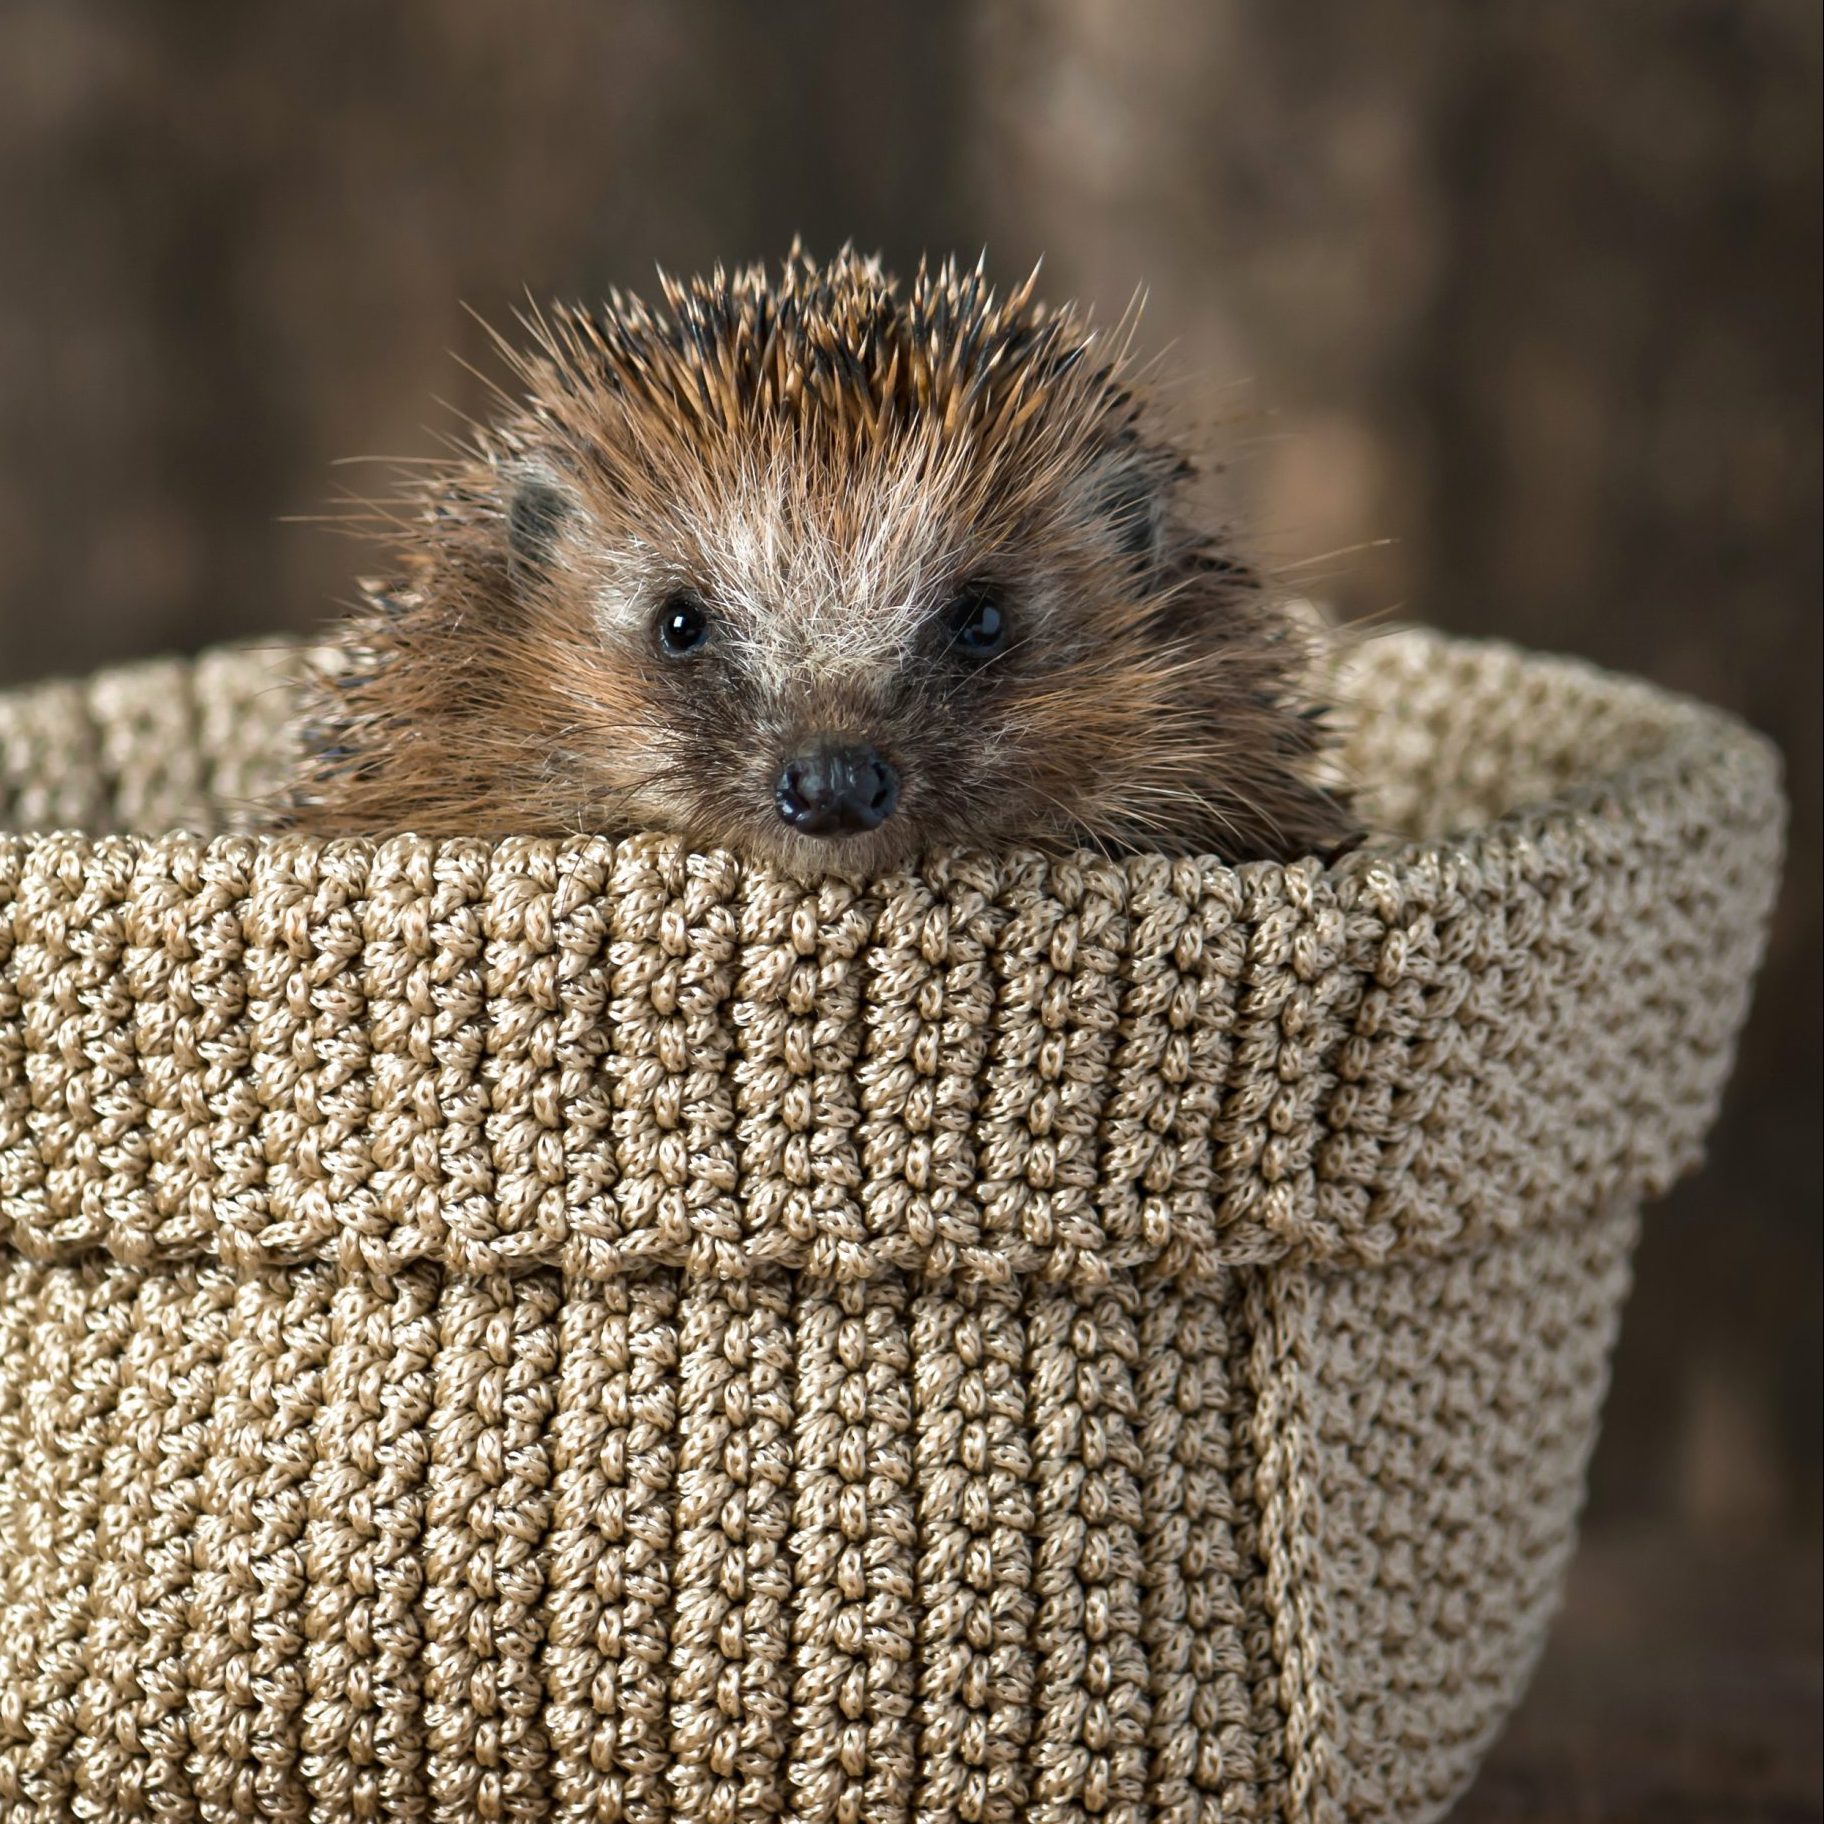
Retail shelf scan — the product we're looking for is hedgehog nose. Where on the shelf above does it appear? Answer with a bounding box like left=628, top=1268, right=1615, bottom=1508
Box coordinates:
left=774, top=742, right=900, bottom=837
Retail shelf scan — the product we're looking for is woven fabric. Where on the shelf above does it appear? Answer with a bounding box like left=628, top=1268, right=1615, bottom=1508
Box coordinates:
left=0, top=630, right=1784, bottom=1821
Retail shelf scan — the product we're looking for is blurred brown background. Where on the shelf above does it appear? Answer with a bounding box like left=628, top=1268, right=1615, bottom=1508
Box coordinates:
left=1, top=4, right=1817, bottom=1816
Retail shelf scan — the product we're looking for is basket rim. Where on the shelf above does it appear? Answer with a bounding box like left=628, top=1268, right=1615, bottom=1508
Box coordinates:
left=0, top=628, right=1787, bottom=1287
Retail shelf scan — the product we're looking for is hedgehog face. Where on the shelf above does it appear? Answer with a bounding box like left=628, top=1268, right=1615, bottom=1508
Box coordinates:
left=486, top=415, right=1201, bottom=873
left=298, top=249, right=1352, bottom=867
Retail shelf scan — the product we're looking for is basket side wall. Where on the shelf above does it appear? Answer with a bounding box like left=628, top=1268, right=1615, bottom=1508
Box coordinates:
left=1302, top=1202, right=1638, bottom=1821
left=0, top=1209, right=1637, bottom=1824
left=0, top=1255, right=1316, bottom=1823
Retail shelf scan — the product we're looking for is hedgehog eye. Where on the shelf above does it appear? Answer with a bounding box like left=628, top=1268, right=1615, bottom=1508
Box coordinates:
left=655, top=592, right=710, bottom=656
left=945, top=586, right=1010, bottom=661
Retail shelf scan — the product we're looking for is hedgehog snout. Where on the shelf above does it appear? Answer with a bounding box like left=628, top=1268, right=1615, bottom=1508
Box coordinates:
left=774, top=741, right=900, bottom=838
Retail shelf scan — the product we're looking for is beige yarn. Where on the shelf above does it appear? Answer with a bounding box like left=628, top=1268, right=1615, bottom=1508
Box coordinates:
left=0, top=629, right=1783, bottom=1821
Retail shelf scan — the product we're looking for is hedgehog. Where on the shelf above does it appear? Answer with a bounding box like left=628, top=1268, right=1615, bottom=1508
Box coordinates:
left=291, top=246, right=1356, bottom=872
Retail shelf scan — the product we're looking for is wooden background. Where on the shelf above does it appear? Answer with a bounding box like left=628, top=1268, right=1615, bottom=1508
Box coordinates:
left=1, top=5, right=1817, bottom=1814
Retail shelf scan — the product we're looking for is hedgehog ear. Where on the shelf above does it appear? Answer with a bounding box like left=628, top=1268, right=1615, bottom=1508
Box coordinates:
left=1084, top=448, right=1170, bottom=584
left=504, top=465, right=576, bottom=582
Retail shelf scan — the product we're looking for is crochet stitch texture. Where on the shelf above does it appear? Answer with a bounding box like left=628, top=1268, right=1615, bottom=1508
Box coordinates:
left=0, top=630, right=1783, bottom=1821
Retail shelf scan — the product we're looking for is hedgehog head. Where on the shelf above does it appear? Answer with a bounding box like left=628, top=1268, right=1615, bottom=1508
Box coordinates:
left=299, top=246, right=1350, bottom=869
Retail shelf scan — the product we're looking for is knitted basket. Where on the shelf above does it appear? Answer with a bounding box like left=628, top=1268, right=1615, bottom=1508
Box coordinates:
left=0, top=630, right=1782, bottom=1823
